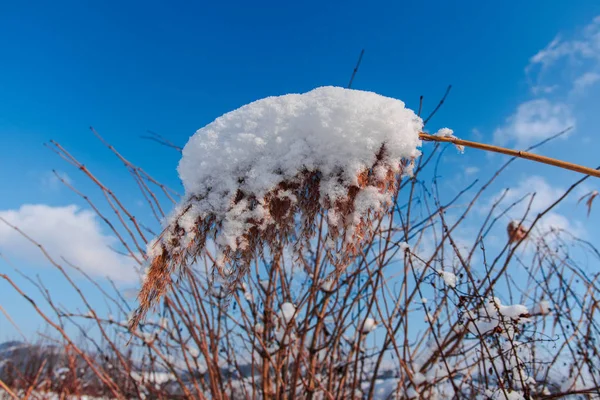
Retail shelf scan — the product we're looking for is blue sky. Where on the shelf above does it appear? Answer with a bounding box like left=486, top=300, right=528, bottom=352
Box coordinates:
left=1, top=0, right=600, bottom=341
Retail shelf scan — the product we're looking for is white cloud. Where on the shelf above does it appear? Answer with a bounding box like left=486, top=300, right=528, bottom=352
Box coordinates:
left=499, top=18, right=600, bottom=149
left=527, top=16, right=600, bottom=95
left=0, top=204, right=139, bottom=282
left=529, top=17, right=600, bottom=68
left=572, top=71, right=600, bottom=94
left=493, top=99, right=574, bottom=147
left=529, top=34, right=598, bottom=69
left=530, top=84, right=558, bottom=96
left=494, top=176, right=563, bottom=214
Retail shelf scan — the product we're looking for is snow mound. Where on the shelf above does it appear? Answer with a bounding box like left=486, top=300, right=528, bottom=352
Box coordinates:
left=172, top=86, right=421, bottom=254
left=178, top=86, right=422, bottom=205
left=133, top=86, right=423, bottom=329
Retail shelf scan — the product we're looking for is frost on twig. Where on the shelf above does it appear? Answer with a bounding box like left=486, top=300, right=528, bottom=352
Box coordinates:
left=131, top=86, right=425, bottom=329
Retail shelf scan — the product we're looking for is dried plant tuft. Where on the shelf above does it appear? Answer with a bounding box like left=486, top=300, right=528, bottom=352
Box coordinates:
left=130, top=146, right=411, bottom=330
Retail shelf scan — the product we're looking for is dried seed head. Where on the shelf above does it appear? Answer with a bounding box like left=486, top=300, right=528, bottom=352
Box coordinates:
left=507, top=220, right=528, bottom=244
left=129, top=156, right=409, bottom=331
left=578, top=190, right=598, bottom=217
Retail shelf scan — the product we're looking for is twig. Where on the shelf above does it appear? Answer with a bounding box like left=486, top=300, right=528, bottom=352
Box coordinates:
left=423, top=85, right=452, bottom=125
left=0, top=304, right=27, bottom=340
left=347, top=49, right=365, bottom=89
left=0, top=378, right=19, bottom=400
left=419, top=132, right=600, bottom=178
left=141, top=131, right=183, bottom=153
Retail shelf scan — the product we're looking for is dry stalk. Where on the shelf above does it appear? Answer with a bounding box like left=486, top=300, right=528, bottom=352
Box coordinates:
left=419, top=132, right=600, bottom=178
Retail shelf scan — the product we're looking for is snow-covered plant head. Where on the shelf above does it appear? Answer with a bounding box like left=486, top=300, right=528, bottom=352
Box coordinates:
left=131, top=86, right=423, bottom=329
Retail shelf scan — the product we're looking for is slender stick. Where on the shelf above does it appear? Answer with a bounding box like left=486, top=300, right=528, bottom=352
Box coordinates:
left=419, top=132, right=600, bottom=178
left=0, top=304, right=26, bottom=340
left=347, top=49, right=365, bottom=89
left=423, top=85, right=452, bottom=125
left=0, top=378, right=20, bottom=400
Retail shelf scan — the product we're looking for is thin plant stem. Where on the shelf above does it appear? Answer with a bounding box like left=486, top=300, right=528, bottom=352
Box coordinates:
left=419, top=132, right=600, bottom=178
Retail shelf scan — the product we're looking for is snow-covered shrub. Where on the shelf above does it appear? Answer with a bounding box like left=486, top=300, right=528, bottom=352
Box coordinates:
left=4, top=86, right=599, bottom=400
left=133, top=86, right=423, bottom=328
